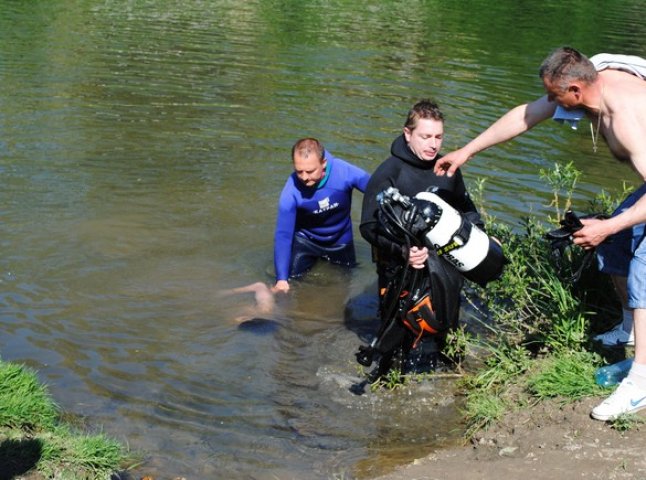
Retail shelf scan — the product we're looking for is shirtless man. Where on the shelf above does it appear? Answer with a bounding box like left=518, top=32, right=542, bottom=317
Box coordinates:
left=434, top=47, right=646, bottom=421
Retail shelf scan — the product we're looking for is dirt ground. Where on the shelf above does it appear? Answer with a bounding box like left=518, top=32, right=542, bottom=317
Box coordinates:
left=372, top=395, right=646, bottom=480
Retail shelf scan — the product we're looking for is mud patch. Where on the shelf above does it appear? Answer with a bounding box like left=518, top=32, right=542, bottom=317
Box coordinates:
left=371, top=395, right=646, bottom=480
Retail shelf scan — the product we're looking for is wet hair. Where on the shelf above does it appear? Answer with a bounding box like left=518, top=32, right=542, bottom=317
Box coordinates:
left=404, top=99, right=444, bottom=130
left=538, top=46, right=598, bottom=92
left=292, top=138, right=325, bottom=162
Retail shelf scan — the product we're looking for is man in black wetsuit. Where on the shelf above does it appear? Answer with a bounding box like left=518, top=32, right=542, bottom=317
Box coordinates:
left=360, top=99, right=483, bottom=373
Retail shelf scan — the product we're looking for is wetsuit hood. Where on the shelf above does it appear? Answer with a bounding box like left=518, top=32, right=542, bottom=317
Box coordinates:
left=390, top=134, right=440, bottom=170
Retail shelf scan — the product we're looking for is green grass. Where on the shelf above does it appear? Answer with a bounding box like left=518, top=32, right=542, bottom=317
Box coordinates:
left=527, top=350, right=604, bottom=400
left=0, top=361, right=58, bottom=430
left=610, top=413, right=645, bottom=432
left=454, top=163, right=638, bottom=435
left=462, top=388, right=508, bottom=438
left=0, top=359, right=134, bottom=479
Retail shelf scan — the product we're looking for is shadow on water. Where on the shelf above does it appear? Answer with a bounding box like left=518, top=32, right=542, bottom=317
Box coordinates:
left=343, top=284, right=381, bottom=345
left=237, top=317, right=282, bottom=335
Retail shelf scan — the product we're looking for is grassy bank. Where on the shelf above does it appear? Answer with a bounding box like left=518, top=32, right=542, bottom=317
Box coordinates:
left=364, top=162, right=641, bottom=437
left=458, top=162, right=640, bottom=436
left=0, top=358, right=133, bottom=479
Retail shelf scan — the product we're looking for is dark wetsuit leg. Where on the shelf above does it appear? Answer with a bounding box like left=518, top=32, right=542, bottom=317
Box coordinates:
left=290, top=234, right=357, bottom=277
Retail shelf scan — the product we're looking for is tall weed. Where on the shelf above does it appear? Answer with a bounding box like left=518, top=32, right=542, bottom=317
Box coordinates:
left=460, top=164, right=627, bottom=435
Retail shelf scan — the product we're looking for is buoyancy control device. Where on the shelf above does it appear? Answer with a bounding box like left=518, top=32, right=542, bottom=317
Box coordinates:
left=353, top=187, right=505, bottom=380
left=376, top=187, right=506, bottom=286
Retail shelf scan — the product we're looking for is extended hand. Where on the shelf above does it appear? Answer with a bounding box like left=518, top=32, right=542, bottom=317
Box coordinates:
left=434, top=149, right=470, bottom=177
left=272, top=280, right=290, bottom=293
left=572, top=217, right=613, bottom=249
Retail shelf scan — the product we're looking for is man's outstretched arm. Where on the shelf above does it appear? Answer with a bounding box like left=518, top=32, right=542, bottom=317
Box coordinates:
left=434, top=95, right=557, bottom=176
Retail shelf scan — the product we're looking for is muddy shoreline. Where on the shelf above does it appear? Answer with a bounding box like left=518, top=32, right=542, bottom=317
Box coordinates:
left=371, top=395, right=646, bottom=480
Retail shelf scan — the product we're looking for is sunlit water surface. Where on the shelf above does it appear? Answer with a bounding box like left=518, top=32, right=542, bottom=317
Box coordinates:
left=1, top=1, right=644, bottom=478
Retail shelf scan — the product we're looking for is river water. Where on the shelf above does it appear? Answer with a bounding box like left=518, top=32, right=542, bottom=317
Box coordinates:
left=1, top=1, right=644, bottom=478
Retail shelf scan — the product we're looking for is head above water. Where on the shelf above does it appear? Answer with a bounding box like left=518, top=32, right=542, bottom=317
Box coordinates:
left=403, top=99, right=445, bottom=161
left=539, top=47, right=598, bottom=107
left=292, top=137, right=327, bottom=187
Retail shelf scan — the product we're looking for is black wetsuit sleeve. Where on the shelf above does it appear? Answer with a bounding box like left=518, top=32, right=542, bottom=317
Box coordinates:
left=359, top=163, right=408, bottom=262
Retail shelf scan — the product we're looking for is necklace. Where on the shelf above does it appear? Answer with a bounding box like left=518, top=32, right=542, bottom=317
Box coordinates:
left=590, top=112, right=602, bottom=153
left=590, top=83, right=605, bottom=154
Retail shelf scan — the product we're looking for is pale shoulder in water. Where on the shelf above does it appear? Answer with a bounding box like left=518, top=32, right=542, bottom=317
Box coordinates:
left=218, top=282, right=281, bottom=333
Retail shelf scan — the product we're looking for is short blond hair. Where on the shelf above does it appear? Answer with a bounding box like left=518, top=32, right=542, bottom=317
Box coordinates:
left=404, top=99, right=444, bottom=130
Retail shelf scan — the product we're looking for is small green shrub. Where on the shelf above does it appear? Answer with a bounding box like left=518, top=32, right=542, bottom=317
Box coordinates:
left=610, top=414, right=645, bottom=432
left=463, top=389, right=507, bottom=437
left=458, top=164, right=628, bottom=437
left=0, top=362, right=58, bottom=430
left=527, top=350, right=604, bottom=400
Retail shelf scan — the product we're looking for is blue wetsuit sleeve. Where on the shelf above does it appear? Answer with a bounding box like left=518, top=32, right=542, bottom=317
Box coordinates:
left=347, top=163, right=370, bottom=192
left=274, top=184, right=297, bottom=282
left=326, top=154, right=370, bottom=192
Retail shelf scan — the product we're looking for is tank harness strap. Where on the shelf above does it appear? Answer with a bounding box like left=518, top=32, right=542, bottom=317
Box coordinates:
left=436, top=216, right=472, bottom=256
left=402, top=294, right=437, bottom=349
left=567, top=249, right=596, bottom=283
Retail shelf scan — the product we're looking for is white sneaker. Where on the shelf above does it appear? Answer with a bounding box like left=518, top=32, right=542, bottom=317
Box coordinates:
left=591, top=378, right=646, bottom=421
left=593, top=323, right=634, bottom=347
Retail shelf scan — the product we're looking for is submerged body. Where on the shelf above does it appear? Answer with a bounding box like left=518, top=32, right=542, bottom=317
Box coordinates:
left=218, top=282, right=277, bottom=327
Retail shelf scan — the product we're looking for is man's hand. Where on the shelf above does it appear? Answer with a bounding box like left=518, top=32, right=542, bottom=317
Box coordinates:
left=434, top=148, right=471, bottom=177
left=272, top=280, right=290, bottom=293
left=572, top=217, right=615, bottom=249
left=408, top=246, right=429, bottom=269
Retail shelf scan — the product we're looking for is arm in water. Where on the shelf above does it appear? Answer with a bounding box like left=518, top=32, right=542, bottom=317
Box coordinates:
left=219, top=282, right=276, bottom=323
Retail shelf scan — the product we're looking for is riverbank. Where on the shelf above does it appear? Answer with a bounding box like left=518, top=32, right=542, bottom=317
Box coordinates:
left=373, top=395, right=646, bottom=480
left=369, top=170, right=646, bottom=479
left=0, top=358, right=131, bottom=479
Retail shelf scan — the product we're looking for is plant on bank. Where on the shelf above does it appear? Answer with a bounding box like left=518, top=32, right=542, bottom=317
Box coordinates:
left=0, top=359, right=133, bottom=479
left=459, top=162, right=629, bottom=435
left=539, top=160, right=580, bottom=222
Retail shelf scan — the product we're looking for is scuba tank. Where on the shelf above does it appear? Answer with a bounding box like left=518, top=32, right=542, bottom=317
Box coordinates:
left=413, top=190, right=505, bottom=286
left=353, top=187, right=506, bottom=387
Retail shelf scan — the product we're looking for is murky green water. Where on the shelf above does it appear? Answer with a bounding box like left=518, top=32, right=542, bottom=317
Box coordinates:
left=1, top=1, right=644, bottom=478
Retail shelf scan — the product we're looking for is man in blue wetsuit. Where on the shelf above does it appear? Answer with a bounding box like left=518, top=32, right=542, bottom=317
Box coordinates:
left=273, top=138, right=370, bottom=293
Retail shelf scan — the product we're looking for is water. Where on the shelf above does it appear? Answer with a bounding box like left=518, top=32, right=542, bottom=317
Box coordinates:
left=1, top=1, right=645, bottom=478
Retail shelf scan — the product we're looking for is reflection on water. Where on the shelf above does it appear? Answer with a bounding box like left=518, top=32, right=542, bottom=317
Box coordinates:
left=1, top=1, right=645, bottom=478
